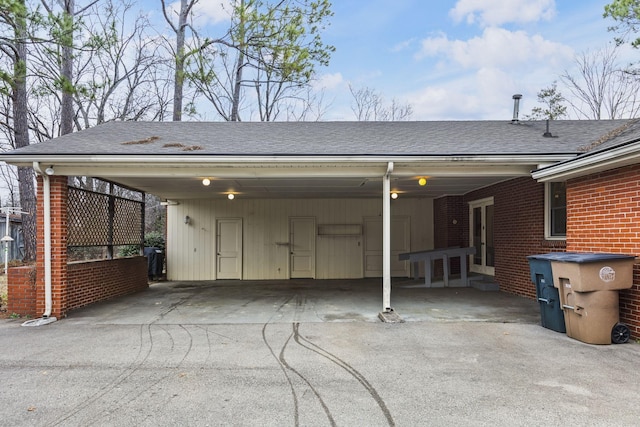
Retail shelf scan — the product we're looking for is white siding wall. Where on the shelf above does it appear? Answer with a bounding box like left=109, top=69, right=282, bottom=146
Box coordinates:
left=166, top=198, right=434, bottom=280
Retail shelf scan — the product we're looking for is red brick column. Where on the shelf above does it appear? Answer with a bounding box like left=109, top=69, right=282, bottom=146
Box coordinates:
left=35, top=175, right=68, bottom=318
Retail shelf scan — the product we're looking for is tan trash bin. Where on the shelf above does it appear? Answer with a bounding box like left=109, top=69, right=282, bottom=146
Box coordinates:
left=550, top=253, right=635, bottom=345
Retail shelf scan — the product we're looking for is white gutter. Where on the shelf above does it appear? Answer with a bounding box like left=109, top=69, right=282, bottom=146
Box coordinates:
left=2, top=153, right=577, bottom=165
left=23, top=162, right=57, bottom=326
left=382, top=162, right=393, bottom=312
left=532, top=141, right=640, bottom=182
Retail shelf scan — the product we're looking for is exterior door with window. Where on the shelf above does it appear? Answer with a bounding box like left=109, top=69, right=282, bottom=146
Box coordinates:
left=469, top=198, right=495, bottom=275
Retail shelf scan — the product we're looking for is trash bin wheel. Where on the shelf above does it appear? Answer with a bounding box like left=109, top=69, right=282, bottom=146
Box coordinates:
left=611, top=323, right=630, bottom=344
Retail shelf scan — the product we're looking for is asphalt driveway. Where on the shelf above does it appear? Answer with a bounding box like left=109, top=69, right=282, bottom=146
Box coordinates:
left=0, top=280, right=639, bottom=426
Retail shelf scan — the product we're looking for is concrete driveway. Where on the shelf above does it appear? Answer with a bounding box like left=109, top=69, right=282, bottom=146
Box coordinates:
left=62, top=279, right=541, bottom=325
left=1, top=279, right=639, bottom=426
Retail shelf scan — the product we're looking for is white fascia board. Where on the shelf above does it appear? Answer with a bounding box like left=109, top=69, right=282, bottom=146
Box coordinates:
left=532, top=142, right=640, bottom=182
left=4, top=153, right=573, bottom=166
left=4, top=153, right=575, bottom=180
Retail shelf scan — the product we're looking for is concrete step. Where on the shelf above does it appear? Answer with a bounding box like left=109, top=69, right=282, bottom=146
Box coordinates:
left=468, top=275, right=500, bottom=291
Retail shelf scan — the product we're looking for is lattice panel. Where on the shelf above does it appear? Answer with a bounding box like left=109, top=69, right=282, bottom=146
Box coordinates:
left=113, top=197, right=143, bottom=245
left=67, top=187, right=143, bottom=247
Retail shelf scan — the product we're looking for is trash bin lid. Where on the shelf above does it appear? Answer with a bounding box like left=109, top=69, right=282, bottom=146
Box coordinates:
left=527, top=252, right=635, bottom=263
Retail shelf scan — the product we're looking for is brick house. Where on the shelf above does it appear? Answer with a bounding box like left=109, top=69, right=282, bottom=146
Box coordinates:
left=1, top=119, right=639, bottom=337
left=533, top=136, right=640, bottom=338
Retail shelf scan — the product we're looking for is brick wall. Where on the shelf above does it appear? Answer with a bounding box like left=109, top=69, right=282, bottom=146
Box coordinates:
left=464, top=177, right=566, bottom=299
left=433, top=196, right=465, bottom=274
left=67, top=257, right=148, bottom=311
left=35, top=175, right=68, bottom=317
left=18, top=175, right=149, bottom=318
left=566, top=164, right=640, bottom=338
left=7, top=266, right=37, bottom=317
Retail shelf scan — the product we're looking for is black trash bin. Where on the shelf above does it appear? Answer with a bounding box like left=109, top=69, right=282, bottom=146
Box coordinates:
left=527, top=254, right=566, bottom=333
left=144, top=246, right=163, bottom=280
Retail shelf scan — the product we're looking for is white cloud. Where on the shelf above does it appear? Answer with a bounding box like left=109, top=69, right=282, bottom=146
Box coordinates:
left=418, top=27, right=574, bottom=71
left=167, top=0, right=231, bottom=26
left=405, top=63, right=572, bottom=120
left=450, top=0, right=556, bottom=27
left=314, top=72, right=344, bottom=90
left=406, top=69, right=520, bottom=120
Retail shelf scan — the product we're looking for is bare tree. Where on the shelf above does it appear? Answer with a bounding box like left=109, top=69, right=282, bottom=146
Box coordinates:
left=29, top=0, right=173, bottom=136
left=0, top=0, right=37, bottom=261
left=73, top=1, right=170, bottom=126
left=184, top=0, right=334, bottom=121
left=40, top=0, right=99, bottom=135
left=0, top=88, right=21, bottom=208
left=561, top=45, right=640, bottom=119
left=161, top=0, right=198, bottom=122
left=349, top=84, right=413, bottom=121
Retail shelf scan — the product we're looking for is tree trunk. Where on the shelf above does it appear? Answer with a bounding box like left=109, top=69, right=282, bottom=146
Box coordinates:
left=13, top=0, right=37, bottom=261
left=60, top=0, right=75, bottom=135
left=231, top=50, right=244, bottom=122
left=230, top=0, right=245, bottom=122
left=172, top=0, right=188, bottom=122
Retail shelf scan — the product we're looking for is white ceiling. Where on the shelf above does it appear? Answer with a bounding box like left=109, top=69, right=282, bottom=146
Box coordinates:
left=111, top=175, right=514, bottom=200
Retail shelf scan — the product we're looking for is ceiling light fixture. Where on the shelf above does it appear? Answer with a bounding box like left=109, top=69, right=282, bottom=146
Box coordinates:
left=202, top=178, right=211, bottom=186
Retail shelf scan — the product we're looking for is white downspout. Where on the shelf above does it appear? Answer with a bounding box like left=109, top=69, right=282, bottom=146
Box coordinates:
left=382, top=161, right=393, bottom=312
left=28, top=162, right=56, bottom=323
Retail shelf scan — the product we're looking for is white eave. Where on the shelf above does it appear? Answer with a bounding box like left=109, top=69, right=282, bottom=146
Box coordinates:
left=532, top=140, right=640, bottom=182
left=3, top=153, right=575, bottom=178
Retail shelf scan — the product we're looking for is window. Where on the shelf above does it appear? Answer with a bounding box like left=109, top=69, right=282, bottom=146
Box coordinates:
left=546, top=182, right=566, bottom=239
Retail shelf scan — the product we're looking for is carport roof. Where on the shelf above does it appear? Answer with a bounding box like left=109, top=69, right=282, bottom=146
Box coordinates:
left=4, top=119, right=640, bottom=157
left=3, top=119, right=640, bottom=200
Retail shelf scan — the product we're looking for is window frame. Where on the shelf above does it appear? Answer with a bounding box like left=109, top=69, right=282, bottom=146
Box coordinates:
left=545, top=181, right=567, bottom=240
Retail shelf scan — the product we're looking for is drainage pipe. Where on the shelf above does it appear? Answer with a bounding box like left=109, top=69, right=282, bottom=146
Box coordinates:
left=382, top=161, right=393, bottom=312
left=32, top=162, right=53, bottom=318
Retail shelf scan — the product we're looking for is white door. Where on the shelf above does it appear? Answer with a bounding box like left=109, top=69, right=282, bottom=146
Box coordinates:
left=216, top=218, right=243, bottom=279
left=290, top=217, right=316, bottom=278
left=363, top=216, right=410, bottom=277
left=469, top=198, right=495, bottom=275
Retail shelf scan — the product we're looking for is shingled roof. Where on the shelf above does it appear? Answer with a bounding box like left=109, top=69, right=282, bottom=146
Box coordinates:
left=6, top=119, right=640, bottom=158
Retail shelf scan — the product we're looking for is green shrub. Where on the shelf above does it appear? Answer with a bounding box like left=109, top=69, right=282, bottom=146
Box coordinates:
left=117, top=232, right=165, bottom=257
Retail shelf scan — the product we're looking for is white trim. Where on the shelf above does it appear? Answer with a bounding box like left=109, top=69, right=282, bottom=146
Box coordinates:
left=532, top=140, right=640, bottom=182
left=544, top=182, right=567, bottom=240
left=4, top=154, right=575, bottom=166
left=468, top=197, right=495, bottom=276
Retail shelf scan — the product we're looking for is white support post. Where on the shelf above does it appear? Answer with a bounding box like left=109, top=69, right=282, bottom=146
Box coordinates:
left=382, top=162, right=393, bottom=312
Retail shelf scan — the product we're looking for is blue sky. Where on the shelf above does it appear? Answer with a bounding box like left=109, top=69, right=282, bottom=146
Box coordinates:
left=156, top=0, right=634, bottom=120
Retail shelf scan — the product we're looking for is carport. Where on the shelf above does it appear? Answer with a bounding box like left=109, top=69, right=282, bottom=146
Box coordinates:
left=7, top=119, right=630, bottom=321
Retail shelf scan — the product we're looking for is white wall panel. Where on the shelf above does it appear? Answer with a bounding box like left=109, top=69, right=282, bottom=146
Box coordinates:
left=166, top=197, right=434, bottom=280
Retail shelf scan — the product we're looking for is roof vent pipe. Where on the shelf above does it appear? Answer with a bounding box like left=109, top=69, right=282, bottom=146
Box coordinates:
left=511, top=94, right=522, bottom=123
left=543, top=119, right=553, bottom=137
